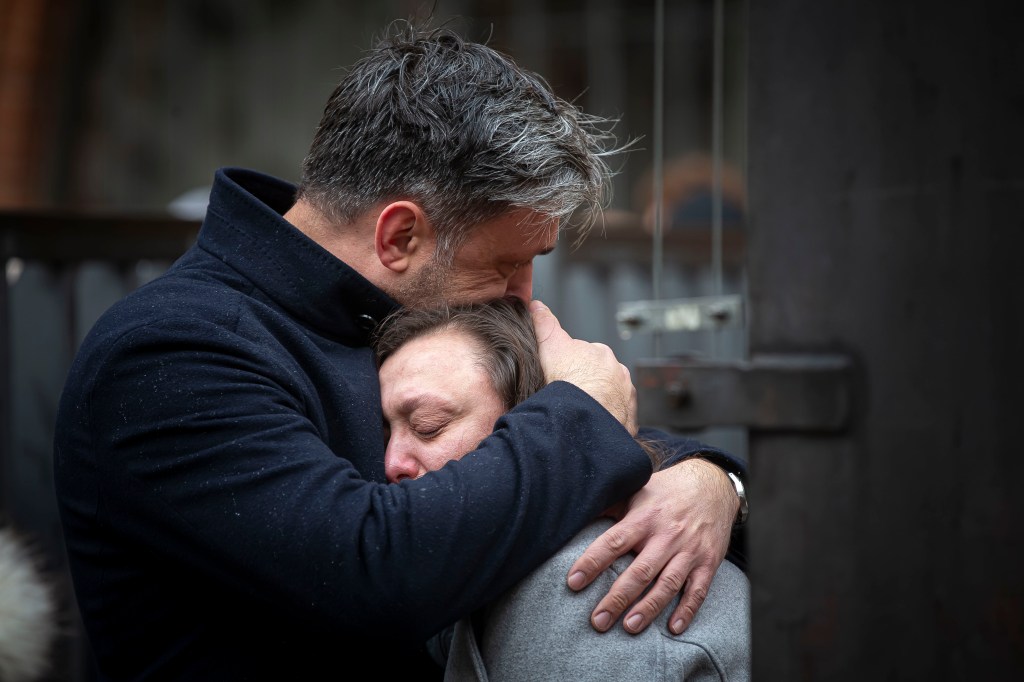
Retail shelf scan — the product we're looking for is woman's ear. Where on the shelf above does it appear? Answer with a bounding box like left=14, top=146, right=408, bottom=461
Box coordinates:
left=374, top=201, right=434, bottom=273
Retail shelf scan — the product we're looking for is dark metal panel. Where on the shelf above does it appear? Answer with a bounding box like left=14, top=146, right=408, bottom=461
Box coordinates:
left=746, top=0, right=1024, bottom=679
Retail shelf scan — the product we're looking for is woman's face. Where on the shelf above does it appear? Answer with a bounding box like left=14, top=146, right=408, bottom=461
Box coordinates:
left=379, top=328, right=506, bottom=483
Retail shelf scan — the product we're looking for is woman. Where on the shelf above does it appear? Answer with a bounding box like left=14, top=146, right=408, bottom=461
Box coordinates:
left=374, top=298, right=751, bottom=682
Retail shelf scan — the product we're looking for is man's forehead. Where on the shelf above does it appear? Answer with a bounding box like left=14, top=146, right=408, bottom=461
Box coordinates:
left=453, top=209, right=560, bottom=262
left=511, top=212, right=560, bottom=249
left=526, top=220, right=559, bottom=252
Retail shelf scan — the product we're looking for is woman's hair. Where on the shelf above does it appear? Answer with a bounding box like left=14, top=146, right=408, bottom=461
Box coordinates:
left=373, top=297, right=667, bottom=467
left=374, top=297, right=544, bottom=411
left=297, top=22, right=623, bottom=262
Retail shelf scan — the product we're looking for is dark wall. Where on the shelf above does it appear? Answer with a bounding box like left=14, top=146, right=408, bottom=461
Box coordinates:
left=746, top=1, right=1024, bottom=679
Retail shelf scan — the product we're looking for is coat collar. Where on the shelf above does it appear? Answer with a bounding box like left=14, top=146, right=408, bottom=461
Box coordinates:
left=197, top=167, right=399, bottom=343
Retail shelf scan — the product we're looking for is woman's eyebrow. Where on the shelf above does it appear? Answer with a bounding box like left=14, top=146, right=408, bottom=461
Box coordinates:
left=396, top=392, right=459, bottom=416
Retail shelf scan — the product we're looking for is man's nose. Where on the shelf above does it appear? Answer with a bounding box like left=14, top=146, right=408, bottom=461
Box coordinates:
left=384, top=439, right=424, bottom=483
left=505, top=261, right=533, bottom=301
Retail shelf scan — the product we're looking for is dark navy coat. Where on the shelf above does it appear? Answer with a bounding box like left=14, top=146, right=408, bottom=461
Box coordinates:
left=53, top=168, right=743, bottom=680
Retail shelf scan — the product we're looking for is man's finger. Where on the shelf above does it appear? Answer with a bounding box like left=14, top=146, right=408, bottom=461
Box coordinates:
left=530, top=299, right=636, bottom=431
left=566, top=521, right=640, bottom=595
left=667, top=567, right=715, bottom=635
left=620, top=553, right=694, bottom=634
left=585, top=542, right=671, bottom=634
left=529, top=299, right=559, bottom=342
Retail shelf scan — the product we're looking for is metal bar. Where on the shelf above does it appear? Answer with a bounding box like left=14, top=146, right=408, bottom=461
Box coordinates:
left=566, top=224, right=745, bottom=266
left=711, top=0, right=725, bottom=298
left=710, top=0, right=727, bottom=360
left=635, top=354, right=855, bottom=432
left=652, top=0, right=665, bottom=356
left=1, top=212, right=199, bottom=262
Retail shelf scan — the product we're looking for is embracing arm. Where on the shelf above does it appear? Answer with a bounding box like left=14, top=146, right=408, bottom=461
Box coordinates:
left=54, top=312, right=650, bottom=643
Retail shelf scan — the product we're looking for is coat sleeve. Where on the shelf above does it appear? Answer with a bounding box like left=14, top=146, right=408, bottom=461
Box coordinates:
left=637, top=426, right=748, bottom=477
left=55, top=314, right=652, bottom=641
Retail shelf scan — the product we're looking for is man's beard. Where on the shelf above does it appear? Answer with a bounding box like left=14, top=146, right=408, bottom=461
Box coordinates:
left=386, top=257, right=452, bottom=310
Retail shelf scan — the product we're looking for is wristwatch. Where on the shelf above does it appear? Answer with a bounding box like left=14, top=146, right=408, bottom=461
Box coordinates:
left=727, top=472, right=749, bottom=527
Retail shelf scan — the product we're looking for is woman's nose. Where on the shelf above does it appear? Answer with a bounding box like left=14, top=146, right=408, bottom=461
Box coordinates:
left=384, top=438, right=424, bottom=483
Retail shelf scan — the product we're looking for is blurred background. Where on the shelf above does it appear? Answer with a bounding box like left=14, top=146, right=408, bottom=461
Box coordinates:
left=1, top=0, right=751, bottom=371
left=1, top=0, right=1022, bottom=680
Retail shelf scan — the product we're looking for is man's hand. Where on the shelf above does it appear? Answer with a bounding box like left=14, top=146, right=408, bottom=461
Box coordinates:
left=530, top=300, right=637, bottom=436
left=566, top=457, right=739, bottom=635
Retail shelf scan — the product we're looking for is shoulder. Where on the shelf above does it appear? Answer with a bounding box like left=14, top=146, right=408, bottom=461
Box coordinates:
left=670, top=559, right=750, bottom=681
left=72, top=256, right=283, bottom=381
left=475, top=519, right=750, bottom=681
left=92, top=260, right=249, bottom=336
left=59, top=266, right=307, bottom=434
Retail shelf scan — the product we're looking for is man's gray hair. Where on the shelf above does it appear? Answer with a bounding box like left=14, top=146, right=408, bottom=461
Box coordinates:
left=298, top=22, right=622, bottom=261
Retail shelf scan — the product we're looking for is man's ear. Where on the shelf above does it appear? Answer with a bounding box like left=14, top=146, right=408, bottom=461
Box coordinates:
left=374, top=201, right=434, bottom=273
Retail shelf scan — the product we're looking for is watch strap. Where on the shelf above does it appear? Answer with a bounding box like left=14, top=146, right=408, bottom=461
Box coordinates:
left=726, top=472, right=749, bottom=527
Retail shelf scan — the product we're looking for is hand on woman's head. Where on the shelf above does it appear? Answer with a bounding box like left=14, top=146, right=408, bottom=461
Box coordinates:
left=529, top=300, right=638, bottom=436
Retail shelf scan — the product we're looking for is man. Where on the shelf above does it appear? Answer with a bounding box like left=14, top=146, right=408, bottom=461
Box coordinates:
left=54, top=24, right=747, bottom=680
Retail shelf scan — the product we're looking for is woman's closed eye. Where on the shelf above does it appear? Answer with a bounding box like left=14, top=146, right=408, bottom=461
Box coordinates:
left=411, top=415, right=451, bottom=439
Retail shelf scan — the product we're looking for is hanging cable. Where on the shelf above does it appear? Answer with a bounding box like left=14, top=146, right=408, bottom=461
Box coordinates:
left=652, top=0, right=665, bottom=357
left=712, top=0, right=725, bottom=298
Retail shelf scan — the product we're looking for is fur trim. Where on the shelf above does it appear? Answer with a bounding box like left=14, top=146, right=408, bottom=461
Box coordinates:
left=0, top=526, right=57, bottom=682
